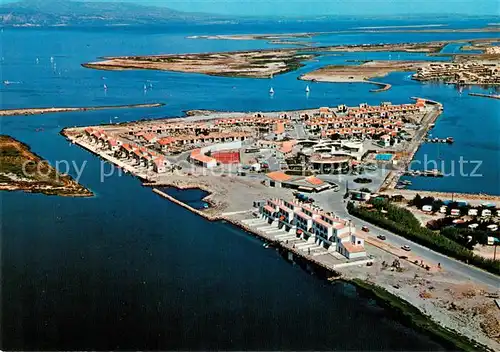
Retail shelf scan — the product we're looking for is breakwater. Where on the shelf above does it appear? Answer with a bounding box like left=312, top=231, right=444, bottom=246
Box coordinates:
left=367, top=80, right=392, bottom=92
left=468, top=93, right=500, bottom=100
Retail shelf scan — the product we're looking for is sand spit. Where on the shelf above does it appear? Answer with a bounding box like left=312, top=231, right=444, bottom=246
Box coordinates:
left=0, top=103, right=164, bottom=117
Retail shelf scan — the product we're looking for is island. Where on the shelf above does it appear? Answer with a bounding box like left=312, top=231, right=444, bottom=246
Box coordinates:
left=0, top=135, right=93, bottom=197
left=83, top=50, right=317, bottom=78
left=81, top=41, right=453, bottom=79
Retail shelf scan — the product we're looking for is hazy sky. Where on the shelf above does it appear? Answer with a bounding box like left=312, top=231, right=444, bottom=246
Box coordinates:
left=1, top=0, right=499, bottom=16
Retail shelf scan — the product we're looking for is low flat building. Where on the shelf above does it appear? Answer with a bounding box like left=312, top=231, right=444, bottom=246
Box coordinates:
left=264, top=172, right=331, bottom=192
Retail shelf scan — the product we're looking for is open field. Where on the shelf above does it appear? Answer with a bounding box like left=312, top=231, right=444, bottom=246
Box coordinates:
left=0, top=103, right=164, bottom=117
left=0, top=135, right=93, bottom=197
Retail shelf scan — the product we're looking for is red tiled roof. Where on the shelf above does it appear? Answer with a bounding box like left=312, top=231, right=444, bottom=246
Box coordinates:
left=142, top=133, right=157, bottom=141
left=305, top=176, right=324, bottom=186
left=158, top=137, right=176, bottom=146
left=266, top=171, right=292, bottom=182
left=343, top=242, right=366, bottom=253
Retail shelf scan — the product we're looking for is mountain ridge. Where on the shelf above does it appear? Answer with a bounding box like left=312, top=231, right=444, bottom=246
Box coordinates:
left=0, top=0, right=225, bottom=26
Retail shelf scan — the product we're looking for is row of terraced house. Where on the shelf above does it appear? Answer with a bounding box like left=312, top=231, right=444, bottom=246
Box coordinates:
left=258, top=198, right=367, bottom=260
left=83, top=127, right=170, bottom=173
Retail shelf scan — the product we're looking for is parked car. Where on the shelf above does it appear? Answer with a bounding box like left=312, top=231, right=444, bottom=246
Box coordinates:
left=377, top=235, right=386, bottom=240
left=362, top=226, right=370, bottom=232
left=401, top=245, right=411, bottom=251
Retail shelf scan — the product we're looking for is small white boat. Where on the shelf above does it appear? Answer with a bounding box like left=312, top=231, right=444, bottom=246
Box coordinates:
left=269, top=87, right=274, bottom=95
left=143, top=84, right=147, bottom=91
left=305, top=85, right=310, bottom=93
left=103, top=84, right=108, bottom=90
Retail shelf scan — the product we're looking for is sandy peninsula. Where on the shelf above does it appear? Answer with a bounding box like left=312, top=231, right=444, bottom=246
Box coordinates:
left=0, top=103, right=164, bottom=117
left=300, top=60, right=435, bottom=91
left=0, top=135, right=93, bottom=197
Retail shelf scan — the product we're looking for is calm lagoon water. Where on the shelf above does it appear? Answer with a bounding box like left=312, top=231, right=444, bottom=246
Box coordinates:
left=1, top=19, right=498, bottom=350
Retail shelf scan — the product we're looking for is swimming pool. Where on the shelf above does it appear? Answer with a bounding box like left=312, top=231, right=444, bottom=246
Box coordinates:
left=375, top=153, right=393, bottom=161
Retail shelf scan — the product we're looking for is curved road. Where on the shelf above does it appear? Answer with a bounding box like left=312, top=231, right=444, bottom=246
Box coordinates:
left=338, top=204, right=499, bottom=290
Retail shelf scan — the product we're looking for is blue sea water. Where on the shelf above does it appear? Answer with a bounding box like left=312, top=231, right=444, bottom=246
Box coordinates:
left=1, top=19, right=499, bottom=350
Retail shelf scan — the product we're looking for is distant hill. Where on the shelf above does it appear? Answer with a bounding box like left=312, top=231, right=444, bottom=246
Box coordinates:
left=0, top=0, right=225, bottom=26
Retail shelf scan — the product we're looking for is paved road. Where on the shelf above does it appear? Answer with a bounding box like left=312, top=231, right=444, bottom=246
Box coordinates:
left=314, top=189, right=499, bottom=290
left=293, top=122, right=307, bottom=139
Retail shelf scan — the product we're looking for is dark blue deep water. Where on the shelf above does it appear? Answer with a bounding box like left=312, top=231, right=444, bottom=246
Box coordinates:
left=1, top=19, right=498, bottom=350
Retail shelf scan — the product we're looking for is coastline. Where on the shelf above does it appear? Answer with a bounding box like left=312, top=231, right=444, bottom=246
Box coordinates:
left=187, top=27, right=500, bottom=42
left=150, top=185, right=495, bottom=352
left=60, top=101, right=499, bottom=350
left=348, top=278, right=490, bottom=352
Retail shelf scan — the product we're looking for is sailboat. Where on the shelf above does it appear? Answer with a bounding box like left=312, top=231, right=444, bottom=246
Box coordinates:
left=269, top=87, right=274, bottom=95
left=103, top=84, right=108, bottom=90
left=305, top=85, right=310, bottom=93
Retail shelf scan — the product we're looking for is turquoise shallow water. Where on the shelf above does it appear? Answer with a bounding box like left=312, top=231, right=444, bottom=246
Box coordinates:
left=1, top=19, right=498, bottom=350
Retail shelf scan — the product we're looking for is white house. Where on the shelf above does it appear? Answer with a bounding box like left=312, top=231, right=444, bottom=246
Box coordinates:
left=486, top=224, right=498, bottom=232
left=379, top=134, right=391, bottom=147
left=482, top=209, right=492, bottom=217
left=337, top=231, right=366, bottom=259
left=422, top=205, right=433, bottom=213
left=468, top=208, right=478, bottom=216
